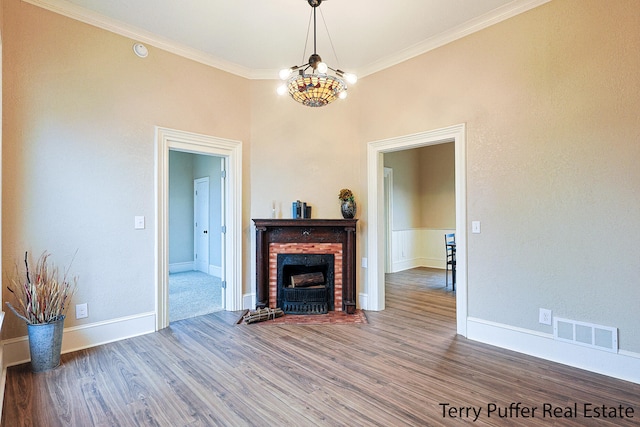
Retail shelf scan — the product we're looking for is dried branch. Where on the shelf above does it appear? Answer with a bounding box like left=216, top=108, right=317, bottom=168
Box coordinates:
left=5, top=251, right=78, bottom=324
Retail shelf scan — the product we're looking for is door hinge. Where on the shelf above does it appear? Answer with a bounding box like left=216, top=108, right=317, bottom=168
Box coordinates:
left=221, top=225, right=227, bottom=234
left=222, top=281, right=227, bottom=289
left=221, top=170, right=227, bottom=179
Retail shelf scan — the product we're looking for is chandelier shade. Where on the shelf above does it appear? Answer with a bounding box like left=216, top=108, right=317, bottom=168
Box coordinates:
left=277, top=0, right=356, bottom=107
left=285, top=72, right=347, bottom=107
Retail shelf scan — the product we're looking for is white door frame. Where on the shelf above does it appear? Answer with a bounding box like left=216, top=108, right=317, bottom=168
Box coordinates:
left=366, top=123, right=467, bottom=336
left=383, top=167, right=393, bottom=273
left=194, top=177, right=210, bottom=274
left=218, top=160, right=227, bottom=305
left=155, top=127, right=242, bottom=330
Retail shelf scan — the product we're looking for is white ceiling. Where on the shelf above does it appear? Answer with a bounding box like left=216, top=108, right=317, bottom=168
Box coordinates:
left=26, top=0, right=549, bottom=79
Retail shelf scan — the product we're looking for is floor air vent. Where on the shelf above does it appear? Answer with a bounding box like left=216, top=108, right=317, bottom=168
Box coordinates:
left=553, top=318, right=618, bottom=353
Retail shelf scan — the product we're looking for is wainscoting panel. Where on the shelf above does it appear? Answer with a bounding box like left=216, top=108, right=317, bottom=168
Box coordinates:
left=391, top=228, right=454, bottom=272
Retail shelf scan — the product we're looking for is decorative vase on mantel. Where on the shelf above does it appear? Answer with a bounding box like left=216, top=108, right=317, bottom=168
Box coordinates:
left=341, top=200, right=356, bottom=219
left=338, top=188, right=356, bottom=219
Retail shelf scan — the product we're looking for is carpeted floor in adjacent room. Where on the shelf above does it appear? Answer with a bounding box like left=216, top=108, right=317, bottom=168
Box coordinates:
left=169, top=271, right=223, bottom=322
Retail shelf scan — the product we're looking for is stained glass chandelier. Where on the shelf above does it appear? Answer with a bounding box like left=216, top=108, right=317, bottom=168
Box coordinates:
left=277, top=0, right=357, bottom=107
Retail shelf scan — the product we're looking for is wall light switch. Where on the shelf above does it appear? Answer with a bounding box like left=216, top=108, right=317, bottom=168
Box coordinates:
left=361, top=257, right=368, bottom=268
left=135, top=216, right=145, bottom=230
left=472, top=221, right=481, bottom=234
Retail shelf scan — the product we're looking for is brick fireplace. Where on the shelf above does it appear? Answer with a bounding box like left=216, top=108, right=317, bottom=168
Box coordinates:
left=253, top=219, right=357, bottom=314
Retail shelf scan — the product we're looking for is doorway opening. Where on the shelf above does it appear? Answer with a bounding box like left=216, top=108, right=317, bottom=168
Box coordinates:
left=366, top=123, right=467, bottom=336
left=383, top=143, right=455, bottom=275
left=156, top=127, right=242, bottom=330
left=167, top=154, right=224, bottom=322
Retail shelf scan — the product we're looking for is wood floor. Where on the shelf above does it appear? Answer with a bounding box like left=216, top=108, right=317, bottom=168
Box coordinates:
left=3, top=268, right=640, bottom=426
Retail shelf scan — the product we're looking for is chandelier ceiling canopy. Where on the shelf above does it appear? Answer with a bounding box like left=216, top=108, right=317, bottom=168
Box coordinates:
left=277, top=0, right=357, bottom=107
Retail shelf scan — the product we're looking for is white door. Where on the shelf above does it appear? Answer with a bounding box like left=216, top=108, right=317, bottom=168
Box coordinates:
left=194, top=177, right=209, bottom=273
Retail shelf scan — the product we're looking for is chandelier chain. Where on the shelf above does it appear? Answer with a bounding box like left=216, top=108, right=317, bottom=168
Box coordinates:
left=301, top=10, right=313, bottom=65
left=319, top=8, right=340, bottom=68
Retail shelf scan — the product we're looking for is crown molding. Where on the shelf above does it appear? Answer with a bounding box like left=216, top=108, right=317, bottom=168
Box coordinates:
left=21, top=0, right=254, bottom=78
left=356, top=0, right=552, bottom=78
left=22, top=0, right=550, bottom=81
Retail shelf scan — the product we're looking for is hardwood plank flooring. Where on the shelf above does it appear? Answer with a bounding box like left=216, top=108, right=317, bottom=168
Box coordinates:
left=3, top=267, right=640, bottom=426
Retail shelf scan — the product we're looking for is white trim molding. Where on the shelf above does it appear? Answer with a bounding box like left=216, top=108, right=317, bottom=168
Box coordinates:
left=167, top=262, right=222, bottom=276
left=242, top=293, right=255, bottom=311
left=155, top=127, right=243, bottom=331
left=467, top=317, right=640, bottom=385
left=168, top=261, right=195, bottom=274
left=358, top=0, right=551, bottom=77
left=21, top=0, right=551, bottom=80
left=21, top=0, right=253, bottom=78
left=209, top=265, right=223, bottom=278
left=2, top=312, right=156, bottom=368
left=367, top=124, right=467, bottom=336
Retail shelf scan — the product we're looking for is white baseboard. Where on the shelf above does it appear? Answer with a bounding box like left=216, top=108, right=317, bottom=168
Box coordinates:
left=392, top=257, right=445, bottom=272
left=421, top=258, right=445, bottom=270
left=467, top=317, right=640, bottom=385
left=209, top=265, right=222, bottom=277
left=359, top=292, right=368, bottom=310
left=2, top=312, right=156, bottom=368
left=169, top=261, right=194, bottom=273
left=243, top=293, right=255, bottom=310
left=169, top=263, right=222, bottom=277
left=392, top=258, right=423, bottom=272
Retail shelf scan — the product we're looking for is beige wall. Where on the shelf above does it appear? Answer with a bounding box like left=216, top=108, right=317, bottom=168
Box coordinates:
left=419, top=143, right=455, bottom=229
left=358, top=0, right=640, bottom=351
left=384, top=143, right=455, bottom=230
left=168, top=151, right=195, bottom=265
left=249, top=82, right=360, bottom=221
left=1, top=0, right=250, bottom=338
left=383, top=150, right=421, bottom=230
left=3, top=0, right=640, bottom=361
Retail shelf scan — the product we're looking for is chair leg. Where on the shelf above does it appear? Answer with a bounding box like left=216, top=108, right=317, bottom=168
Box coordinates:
left=452, top=265, right=456, bottom=292
left=445, top=265, right=449, bottom=287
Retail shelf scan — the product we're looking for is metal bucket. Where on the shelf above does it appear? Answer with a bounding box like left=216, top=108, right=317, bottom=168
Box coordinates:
left=27, top=315, right=65, bottom=373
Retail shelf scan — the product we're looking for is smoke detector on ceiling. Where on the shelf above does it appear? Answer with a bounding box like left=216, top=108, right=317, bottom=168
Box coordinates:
left=132, top=43, right=148, bottom=58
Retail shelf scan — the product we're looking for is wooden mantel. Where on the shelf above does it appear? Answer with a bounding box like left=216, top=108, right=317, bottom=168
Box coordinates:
left=253, top=219, right=358, bottom=314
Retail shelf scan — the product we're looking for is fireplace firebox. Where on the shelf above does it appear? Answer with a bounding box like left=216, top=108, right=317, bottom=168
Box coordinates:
left=277, top=253, right=335, bottom=314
